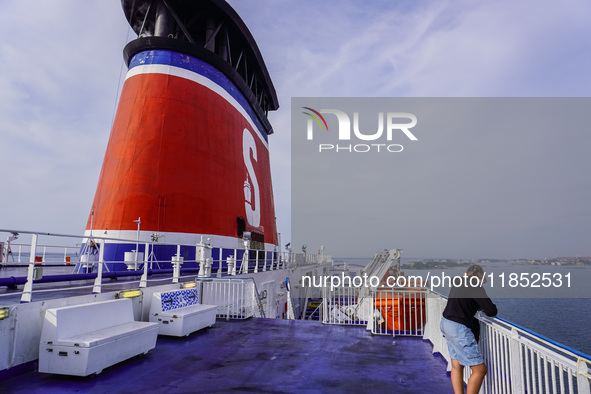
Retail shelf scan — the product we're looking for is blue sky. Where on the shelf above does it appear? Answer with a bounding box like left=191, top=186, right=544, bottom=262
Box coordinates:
left=0, top=0, right=590, bottom=258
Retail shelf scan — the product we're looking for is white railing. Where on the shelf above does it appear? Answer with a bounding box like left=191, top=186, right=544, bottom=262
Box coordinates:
left=322, top=284, right=591, bottom=393
left=197, top=278, right=264, bottom=320
left=0, top=229, right=329, bottom=304
left=0, top=230, right=324, bottom=272
left=424, top=291, right=591, bottom=394
left=477, top=316, right=591, bottom=394
left=322, top=284, right=427, bottom=336
left=322, top=284, right=371, bottom=326
left=370, top=287, right=426, bottom=336
left=0, top=243, right=78, bottom=264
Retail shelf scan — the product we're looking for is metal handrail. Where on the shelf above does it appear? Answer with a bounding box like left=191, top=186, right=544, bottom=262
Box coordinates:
left=243, top=277, right=266, bottom=319
left=322, top=283, right=591, bottom=392
left=306, top=302, right=323, bottom=320
left=0, top=228, right=329, bottom=304
left=424, top=289, right=591, bottom=393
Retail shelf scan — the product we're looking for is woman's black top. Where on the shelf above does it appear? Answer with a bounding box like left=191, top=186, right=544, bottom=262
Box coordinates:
left=443, top=282, right=497, bottom=341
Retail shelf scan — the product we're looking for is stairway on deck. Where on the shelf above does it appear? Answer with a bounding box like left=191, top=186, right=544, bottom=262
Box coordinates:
left=304, top=298, right=322, bottom=320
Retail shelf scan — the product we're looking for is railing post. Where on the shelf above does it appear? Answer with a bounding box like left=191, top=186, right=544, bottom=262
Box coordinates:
left=20, top=233, right=38, bottom=303
left=204, top=257, right=212, bottom=277
left=139, top=242, right=149, bottom=288
left=509, top=327, right=524, bottom=393
left=226, top=280, right=232, bottom=319
left=285, top=278, right=295, bottom=320
left=92, top=239, right=105, bottom=293
left=240, top=250, right=248, bottom=274
left=322, top=285, right=327, bottom=323
left=172, top=245, right=182, bottom=283
left=577, top=359, right=591, bottom=394
left=217, top=254, right=224, bottom=277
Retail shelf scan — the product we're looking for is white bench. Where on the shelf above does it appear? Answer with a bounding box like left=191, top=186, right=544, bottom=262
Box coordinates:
left=39, top=298, right=158, bottom=376
left=149, top=288, right=217, bottom=337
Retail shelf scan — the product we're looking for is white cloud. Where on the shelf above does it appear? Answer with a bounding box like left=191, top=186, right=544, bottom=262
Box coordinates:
left=0, top=1, right=130, bottom=234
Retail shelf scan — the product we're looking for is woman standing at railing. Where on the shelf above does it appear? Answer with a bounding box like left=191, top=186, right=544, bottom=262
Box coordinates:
left=440, top=264, right=497, bottom=394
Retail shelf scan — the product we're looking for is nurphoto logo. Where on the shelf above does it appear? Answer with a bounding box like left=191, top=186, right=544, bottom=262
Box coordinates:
left=302, top=107, right=418, bottom=153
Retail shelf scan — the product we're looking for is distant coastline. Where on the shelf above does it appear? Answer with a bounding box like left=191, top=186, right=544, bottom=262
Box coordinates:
left=402, top=257, right=591, bottom=270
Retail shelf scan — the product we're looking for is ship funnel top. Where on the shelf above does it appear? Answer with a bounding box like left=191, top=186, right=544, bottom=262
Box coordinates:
left=121, top=0, right=278, bottom=134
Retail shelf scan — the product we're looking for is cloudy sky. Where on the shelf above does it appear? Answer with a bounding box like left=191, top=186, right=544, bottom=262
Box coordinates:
left=291, top=97, right=591, bottom=259
left=1, top=1, right=590, bottom=258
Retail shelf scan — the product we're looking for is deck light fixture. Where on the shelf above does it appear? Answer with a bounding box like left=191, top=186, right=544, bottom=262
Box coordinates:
left=116, top=289, right=142, bottom=299
left=180, top=281, right=197, bottom=289
left=0, top=307, right=10, bottom=320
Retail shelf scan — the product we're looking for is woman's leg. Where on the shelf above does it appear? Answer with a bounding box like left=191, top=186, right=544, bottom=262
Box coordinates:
left=450, top=359, right=465, bottom=394
left=467, top=363, right=487, bottom=394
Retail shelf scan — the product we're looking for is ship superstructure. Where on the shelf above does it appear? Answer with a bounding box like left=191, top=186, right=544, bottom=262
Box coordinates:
left=85, top=0, right=279, bottom=269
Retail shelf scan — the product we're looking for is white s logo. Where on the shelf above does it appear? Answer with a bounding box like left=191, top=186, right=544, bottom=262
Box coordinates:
left=243, top=128, right=260, bottom=227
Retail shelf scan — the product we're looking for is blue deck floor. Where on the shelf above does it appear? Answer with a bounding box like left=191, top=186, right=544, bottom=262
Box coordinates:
left=1, top=318, right=453, bottom=393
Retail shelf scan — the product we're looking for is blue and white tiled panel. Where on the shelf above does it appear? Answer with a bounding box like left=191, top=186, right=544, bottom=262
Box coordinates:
left=160, top=289, right=199, bottom=312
